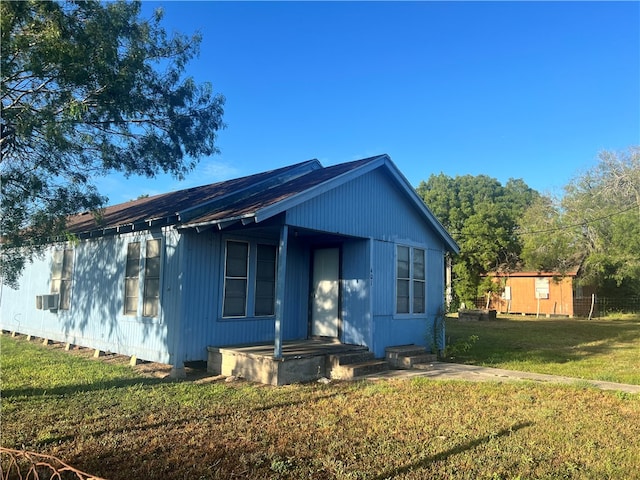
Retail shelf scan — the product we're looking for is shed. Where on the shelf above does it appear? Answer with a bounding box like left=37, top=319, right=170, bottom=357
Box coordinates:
left=484, top=271, right=580, bottom=317
left=0, top=155, right=459, bottom=383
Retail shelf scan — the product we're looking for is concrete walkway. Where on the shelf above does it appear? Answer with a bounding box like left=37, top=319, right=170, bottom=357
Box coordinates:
left=366, top=362, right=640, bottom=394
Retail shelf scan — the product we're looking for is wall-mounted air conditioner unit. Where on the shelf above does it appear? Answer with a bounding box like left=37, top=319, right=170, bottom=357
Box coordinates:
left=36, top=294, right=59, bottom=310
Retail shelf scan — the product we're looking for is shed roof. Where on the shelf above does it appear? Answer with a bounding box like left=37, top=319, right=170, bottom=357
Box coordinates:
left=487, top=271, right=579, bottom=278
left=65, top=154, right=459, bottom=253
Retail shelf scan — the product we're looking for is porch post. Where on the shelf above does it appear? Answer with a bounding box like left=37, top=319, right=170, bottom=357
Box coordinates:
left=274, top=224, right=288, bottom=359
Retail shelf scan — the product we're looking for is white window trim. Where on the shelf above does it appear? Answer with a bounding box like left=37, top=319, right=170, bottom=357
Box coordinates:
left=123, top=236, right=163, bottom=319
left=51, top=246, right=75, bottom=311
left=222, top=240, right=250, bottom=318
left=395, top=244, right=427, bottom=317
left=221, top=238, right=278, bottom=319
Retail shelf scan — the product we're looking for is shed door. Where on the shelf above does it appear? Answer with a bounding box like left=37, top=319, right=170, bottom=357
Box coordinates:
left=311, top=248, right=340, bottom=338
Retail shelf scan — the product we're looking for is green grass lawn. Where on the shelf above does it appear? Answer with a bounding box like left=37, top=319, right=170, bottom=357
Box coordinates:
left=444, top=315, right=640, bottom=385
left=2, top=333, right=640, bottom=480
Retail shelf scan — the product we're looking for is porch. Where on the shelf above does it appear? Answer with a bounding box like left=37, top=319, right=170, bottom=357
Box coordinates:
left=207, top=339, right=386, bottom=385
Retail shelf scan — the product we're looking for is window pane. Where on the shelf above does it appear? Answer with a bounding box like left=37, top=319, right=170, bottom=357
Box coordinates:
left=397, top=297, right=410, bottom=314
left=255, top=297, right=275, bottom=316
left=257, top=259, right=276, bottom=278
left=413, top=280, right=425, bottom=313
left=124, top=297, right=138, bottom=315
left=62, top=250, right=74, bottom=279
left=60, top=281, right=70, bottom=310
left=226, top=241, right=248, bottom=277
left=51, top=279, right=61, bottom=294
left=145, top=256, right=160, bottom=277
left=143, top=297, right=159, bottom=317
left=256, top=280, right=275, bottom=297
left=125, top=278, right=139, bottom=315
left=223, top=242, right=248, bottom=317
left=396, top=279, right=410, bottom=313
left=255, top=279, right=275, bottom=316
left=143, top=240, right=161, bottom=317
left=124, top=242, right=141, bottom=315
left=144, top=278, right=160, bottom=300
left=126, top=243, right=140, bottom=277
left=51, top=250, right=63, bottom=280
left=257, top=243, right=276, bottom=261
left=413, top=249, right=425, bottom=281
left=397, top=246, right=410, bottom=278
left=146, top=239, right=161, bottom=258
left=223, top=298, right=246, bottom=317
left=225, top=278, right=246, bottom=296
left=223, top=278, right=246, bottom=317
left=143, top=300, right=158, bottom=318
left=125, top=278, right=138, bottom=297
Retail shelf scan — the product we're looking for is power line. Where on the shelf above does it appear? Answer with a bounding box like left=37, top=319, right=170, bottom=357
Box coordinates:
left=446, top=203, right=638, bottom=238
left=517, top=203, right=638, bottom=236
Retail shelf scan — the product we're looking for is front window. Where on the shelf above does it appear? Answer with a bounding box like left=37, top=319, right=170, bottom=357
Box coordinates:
left=396, top=246, right=410, bottom=314
left=124, top=239, right=161, bottom=317
left=124, top=242, right=141, bottom=316
left=396, top=246, right=426, bottom=315
left=223, top=241, right=249, bottom=317
left=222, top=240, right=278, bottom=318
left=413, top=248, right=426, bottom=314
left=143, top=239, right=161, bottom=317
left=51, top=248, right=74, bottom=310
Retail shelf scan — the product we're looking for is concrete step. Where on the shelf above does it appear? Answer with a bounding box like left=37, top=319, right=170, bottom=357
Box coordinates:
left=393, top=354, right=438, bottom=369
left=331, top=359, right=389, bottom=380
left=386, top=345, right=437, bottom=369
left=328, top=351, right=375, bottom=367
left=413, top=362, right=437, bottom=370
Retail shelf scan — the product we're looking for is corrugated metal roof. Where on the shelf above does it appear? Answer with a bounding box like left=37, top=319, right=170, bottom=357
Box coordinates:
left=63, top=154, right=459, bottom=254
left=65, top=157, right=376, bottom=235
left=488, top=271, right=579, bottom=278
left=181, top=157, right=378, bottom=227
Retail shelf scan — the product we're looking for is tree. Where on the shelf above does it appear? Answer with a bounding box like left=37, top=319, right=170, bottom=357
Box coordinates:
left=560, top=147, right=640, bottom=295
left=417, top=174, right=539, bottom=305
left=1, top=0, right=225, bottom=287
left=518, top=194, right=581, bottom=273
left=518, top=147, right=640, bottom=297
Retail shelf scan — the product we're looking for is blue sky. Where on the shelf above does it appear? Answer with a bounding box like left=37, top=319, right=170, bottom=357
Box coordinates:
left=98, top=1, right=640, bottom=204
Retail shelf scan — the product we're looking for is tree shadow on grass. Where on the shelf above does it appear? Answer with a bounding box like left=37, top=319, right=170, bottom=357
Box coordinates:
left=1, top=375, right=170, bottom=400
left=369, top=421, right=533, bottom=480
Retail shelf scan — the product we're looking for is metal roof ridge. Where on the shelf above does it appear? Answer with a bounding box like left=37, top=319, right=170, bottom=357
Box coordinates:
left=176, top=159, right=321, bottom=223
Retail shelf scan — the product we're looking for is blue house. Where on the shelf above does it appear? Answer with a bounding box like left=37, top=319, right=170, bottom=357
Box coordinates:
left=0, top=155, right=459, bottom=383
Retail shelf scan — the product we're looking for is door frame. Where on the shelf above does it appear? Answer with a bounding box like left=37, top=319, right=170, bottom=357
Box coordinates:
left=309, top=245, right=342, bottom=340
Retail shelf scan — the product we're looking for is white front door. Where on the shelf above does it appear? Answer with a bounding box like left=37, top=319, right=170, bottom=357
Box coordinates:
left=311, top=248, right=340, bottom=338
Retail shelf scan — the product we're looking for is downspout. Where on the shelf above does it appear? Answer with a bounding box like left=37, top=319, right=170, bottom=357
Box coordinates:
left=274, top=224, right=288, bottom=359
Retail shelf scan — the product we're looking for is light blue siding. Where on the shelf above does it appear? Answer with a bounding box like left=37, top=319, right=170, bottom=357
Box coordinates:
left=175, top=229, right=310, bottom=360
left=1, top=231, right=174, bottom=363
left=341, top=239, right=371, bottom=347
left=2, top=161, right=453, bottom=370
left=284, top=168, right=448, bottom=357
left=282, top=237, right=311, bottom=339
left=369, top=242, right=446, bottom=357
left=286, top=168, right=445, bottom=248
